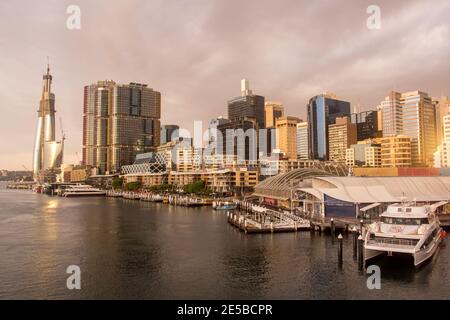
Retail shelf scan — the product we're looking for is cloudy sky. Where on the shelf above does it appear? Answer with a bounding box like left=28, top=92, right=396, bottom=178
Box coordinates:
left=0, top=0, right=449, bottom=170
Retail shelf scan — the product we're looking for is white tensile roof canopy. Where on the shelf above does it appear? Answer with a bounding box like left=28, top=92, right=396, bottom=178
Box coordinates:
left=311, top=176, right=450, bottom=203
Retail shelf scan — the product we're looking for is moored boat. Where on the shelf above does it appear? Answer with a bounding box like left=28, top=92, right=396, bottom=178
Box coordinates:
left=364, top=201, right=446, bottom=266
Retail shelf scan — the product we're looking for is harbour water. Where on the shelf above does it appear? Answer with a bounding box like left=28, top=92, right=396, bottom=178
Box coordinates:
left=0, top=188, right=449, bottom=299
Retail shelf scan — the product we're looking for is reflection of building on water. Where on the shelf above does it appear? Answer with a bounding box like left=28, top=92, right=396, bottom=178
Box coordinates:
left=32, top=63, right=64, bottom=182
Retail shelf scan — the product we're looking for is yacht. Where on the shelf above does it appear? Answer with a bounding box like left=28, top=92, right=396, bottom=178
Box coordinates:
left=61, top=184, right=106, bottom=197
left=364, top=202, right=445, bottom=266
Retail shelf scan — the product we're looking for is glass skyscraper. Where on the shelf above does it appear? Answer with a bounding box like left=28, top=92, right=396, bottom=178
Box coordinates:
left=307, top=93, right=351, bottom=160
left=227, top=79, right=265, bottom=129
left=82, top=81, right=161, bottom=174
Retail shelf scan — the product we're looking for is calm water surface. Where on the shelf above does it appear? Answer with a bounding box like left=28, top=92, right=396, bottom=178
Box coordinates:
left=0, top=187, right=448, bottom=299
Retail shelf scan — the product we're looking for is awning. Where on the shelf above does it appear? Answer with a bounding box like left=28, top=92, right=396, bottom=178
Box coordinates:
left=360, top=202, right=381, bottom=212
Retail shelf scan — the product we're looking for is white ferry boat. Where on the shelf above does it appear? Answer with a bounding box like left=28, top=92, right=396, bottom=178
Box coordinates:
left=61, top=184, right=106, bottom=197
left=364, top=201, right=446, bottom=266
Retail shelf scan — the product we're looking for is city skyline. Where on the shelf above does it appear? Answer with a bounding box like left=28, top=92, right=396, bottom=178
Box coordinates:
left=1, top=0, right=450, bottom=170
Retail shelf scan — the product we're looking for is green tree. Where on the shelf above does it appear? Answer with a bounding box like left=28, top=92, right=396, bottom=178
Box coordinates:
left=183, top=180, right=205, bottom=194
left=112, top=177, right=124, bottom=189
left=126, top=181, right=141, bottom=191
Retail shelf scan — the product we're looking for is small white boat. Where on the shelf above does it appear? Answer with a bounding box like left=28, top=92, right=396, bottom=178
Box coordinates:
left=61, top=184, right=106, bottom=197
left=364, top=201, right=445, bottom=266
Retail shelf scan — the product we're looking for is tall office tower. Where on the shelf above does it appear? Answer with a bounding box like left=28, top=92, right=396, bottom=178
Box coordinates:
left=380, top=135, right=412, bottom=167
left=307, top=93, right=351, bottom=160
left=83, top=81, right=161, bottom=174
left=160, top=125, right=179, bottom=144
left=433, top=96, right=450, bottom=146
left=380, top=91, right=437, bottom=166
left=32, top=64, right=64, bottom=180
left=216, top=117, right=258, bottom=163
left=275, top=116, right=300, bottom=160
left=227, top=79, right=265, bottom=129
left=328, top=117, right=357, bottom=162
left=350, top=110, right=381, bottom=141
left=380, top=91, right=403, bottom=136
left=296, top=122, right=309, bottom=160
left=264, top=101, right=284, bottom=128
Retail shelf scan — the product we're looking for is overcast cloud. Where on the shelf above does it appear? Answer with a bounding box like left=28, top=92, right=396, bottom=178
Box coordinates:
left=0, top=0, right=449, bottom=169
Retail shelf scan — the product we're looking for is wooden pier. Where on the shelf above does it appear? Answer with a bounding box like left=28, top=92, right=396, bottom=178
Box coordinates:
left=228, top=201, right=311, bottom=234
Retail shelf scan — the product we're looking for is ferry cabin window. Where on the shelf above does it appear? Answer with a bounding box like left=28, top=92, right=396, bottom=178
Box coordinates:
left=381, top=217, right=428, bottom=225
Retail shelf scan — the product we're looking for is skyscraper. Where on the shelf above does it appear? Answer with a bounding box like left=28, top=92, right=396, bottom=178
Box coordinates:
left=307, top=93, right=351, bottom=160
left=160, top=125, right=179, bottom=144
left=83, top=81, right=161, bottom=174
left=296, top=122, right=309, bottom=160
left=328, top=117, right=357, bottom=162
left=32, top=64, right=64, bottom=180
left=227, top=79, right=265, bottom=129
left=275, top=116, right=300, bottom=160
left=264, top=101, right=284, bottom=128
left=380, top=90, right=437, bottom=166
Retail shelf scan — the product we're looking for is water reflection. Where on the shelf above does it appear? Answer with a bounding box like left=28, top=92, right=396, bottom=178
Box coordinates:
left=0, top=189, right=449, bottom=299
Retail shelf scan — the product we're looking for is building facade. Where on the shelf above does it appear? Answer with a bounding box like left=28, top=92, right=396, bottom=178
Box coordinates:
left=380, top=135, right=412, bottom=167
left=345, top=140, right=381, bottom=167
left=275, top=116, right=300, bottom=160
left=216, top=117, right=258, bottom=163
left=264, top=101, right=284, bottom=128
left=328, top=117, right=357, bottom=163
left=380, top=90, right=437, bottom=166
left=227, top=79, right=265, bottom=129
left=296, top=122, right=309, bottom=160
left=307, top=93, right=351, bottom=160
left=82, top=81, right=161, bottom=174
left=350, top=110, right=381, bottom=141
left=160, top=125, right=179, bottom=145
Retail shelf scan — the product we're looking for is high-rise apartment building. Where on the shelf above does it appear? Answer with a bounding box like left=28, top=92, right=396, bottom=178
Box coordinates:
left=160, top=125, right=179, bottom=144
left=307, top=93, right=351, bottom=160
left=328, top=117, right=357, bottom=162
left=227, top=79, right=265, bottom=129
left=380, top=91, right=437, bottom=166
left=350, top=110, right=381, bottom=141
left=264, top=101, right=284, bottom=128
left=380, top=135, right=412, bottom=167
left=275, top=116, right=301, bottom=160
left=296, top=122, right=309, bottom=160
left=82, top=81, right=161, bottom=174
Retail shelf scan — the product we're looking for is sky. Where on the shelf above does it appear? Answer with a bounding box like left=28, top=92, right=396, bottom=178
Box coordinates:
left=0, top=0, right=449, bottom=170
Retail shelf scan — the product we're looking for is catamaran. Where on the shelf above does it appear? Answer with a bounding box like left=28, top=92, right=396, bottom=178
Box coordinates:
left=364, top=201, right=446, bottom=266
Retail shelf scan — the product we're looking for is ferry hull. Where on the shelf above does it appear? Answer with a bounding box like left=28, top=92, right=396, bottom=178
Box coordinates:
left=364, top=231, right=443, bottom=266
